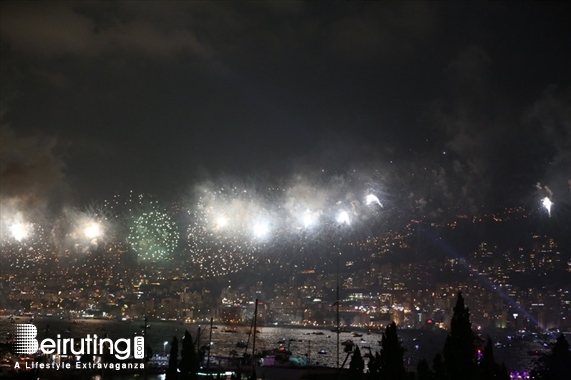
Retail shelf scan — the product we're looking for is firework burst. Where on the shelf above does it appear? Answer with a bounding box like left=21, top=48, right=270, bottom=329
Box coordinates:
left=128, top=203, right=180, bottom=262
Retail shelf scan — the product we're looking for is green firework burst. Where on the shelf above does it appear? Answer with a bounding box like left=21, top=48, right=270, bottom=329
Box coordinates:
left=128, top=209, right=179, bottom=261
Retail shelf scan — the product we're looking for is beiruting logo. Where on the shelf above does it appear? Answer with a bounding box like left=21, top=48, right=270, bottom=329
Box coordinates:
left=14, top=324, right=144, bottom=360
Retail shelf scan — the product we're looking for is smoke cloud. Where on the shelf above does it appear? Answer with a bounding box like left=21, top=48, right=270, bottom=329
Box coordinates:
left=0, top=126, right=66, bottom=214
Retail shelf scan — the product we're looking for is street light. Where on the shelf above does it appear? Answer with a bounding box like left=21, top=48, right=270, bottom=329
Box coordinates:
left=163, top=341, right=168, bottom=357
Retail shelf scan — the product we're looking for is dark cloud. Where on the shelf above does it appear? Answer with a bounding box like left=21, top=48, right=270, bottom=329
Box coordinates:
left=527, top=86, right=571, bottom=203
left=326, top=2, right=437, bottom=61
left=0, top=2, right=210, bottom=59
left=528, top=86, right=571, bottom=166
left=418, top=34, right=571, bottom=210
left=0, top=1, right=438, bottom=63
left=0, top=3, right=100, bottom=57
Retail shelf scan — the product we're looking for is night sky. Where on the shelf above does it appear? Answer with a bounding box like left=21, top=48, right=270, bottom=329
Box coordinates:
left=1, top=1, right=570, bottom=216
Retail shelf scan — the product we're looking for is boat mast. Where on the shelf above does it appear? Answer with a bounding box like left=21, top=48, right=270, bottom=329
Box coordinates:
left=143, top=316, right=148, bottom=380
left=336, top=283, right=340, bottom=368
left=250, top=298, right=259, bottom=380
left=336, top=247, right=341, bottom=369
left=308, top=339, right=311, bottom=364
left=206, top=317, right=213, bottom=372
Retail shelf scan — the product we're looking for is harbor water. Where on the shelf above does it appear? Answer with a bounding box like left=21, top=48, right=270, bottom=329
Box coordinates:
left=1, top=317, right=548, bottom=379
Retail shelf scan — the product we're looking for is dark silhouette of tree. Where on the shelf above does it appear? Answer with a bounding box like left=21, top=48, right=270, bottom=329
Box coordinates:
left=417, top=294, right=511, bottom=380
left=378, top=322, right=407, bottom=380
left=499, top=363, right=510, bottom=380
left=166, top=336, right=178, bottom=380
left=432, top=354, right=446, bottom=380
left=479, top=337, right=495, bottom=378
left=180, top=330, right=199, bottom=380
left=479, top=337, right=510, bottom=379
left=532, top=334, right=571, bottom=380
left=366, top=351, right=381, bottom=379
left=442, top=292, right=478, bottom=380
left=102, top=338, right=115, bottom=363
left=146, top=343, right=153, bottom=363
left=80, top=352, right=93, bottom=365
left=349, top=346, right=364, bottom=379
left=417, top=358, right=433, bottom=380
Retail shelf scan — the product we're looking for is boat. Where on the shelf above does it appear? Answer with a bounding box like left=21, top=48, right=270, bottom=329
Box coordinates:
left=352, top=332, right=363, bottom=337
left=330, top=326, right=351, bottom=333
left=199, top=354, right=252, bottom=375
left=223, top=328, right=238, bottom=333
left=236, top=341, right=248, bottom=349
left=318, top=349, right=327, bottom=355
